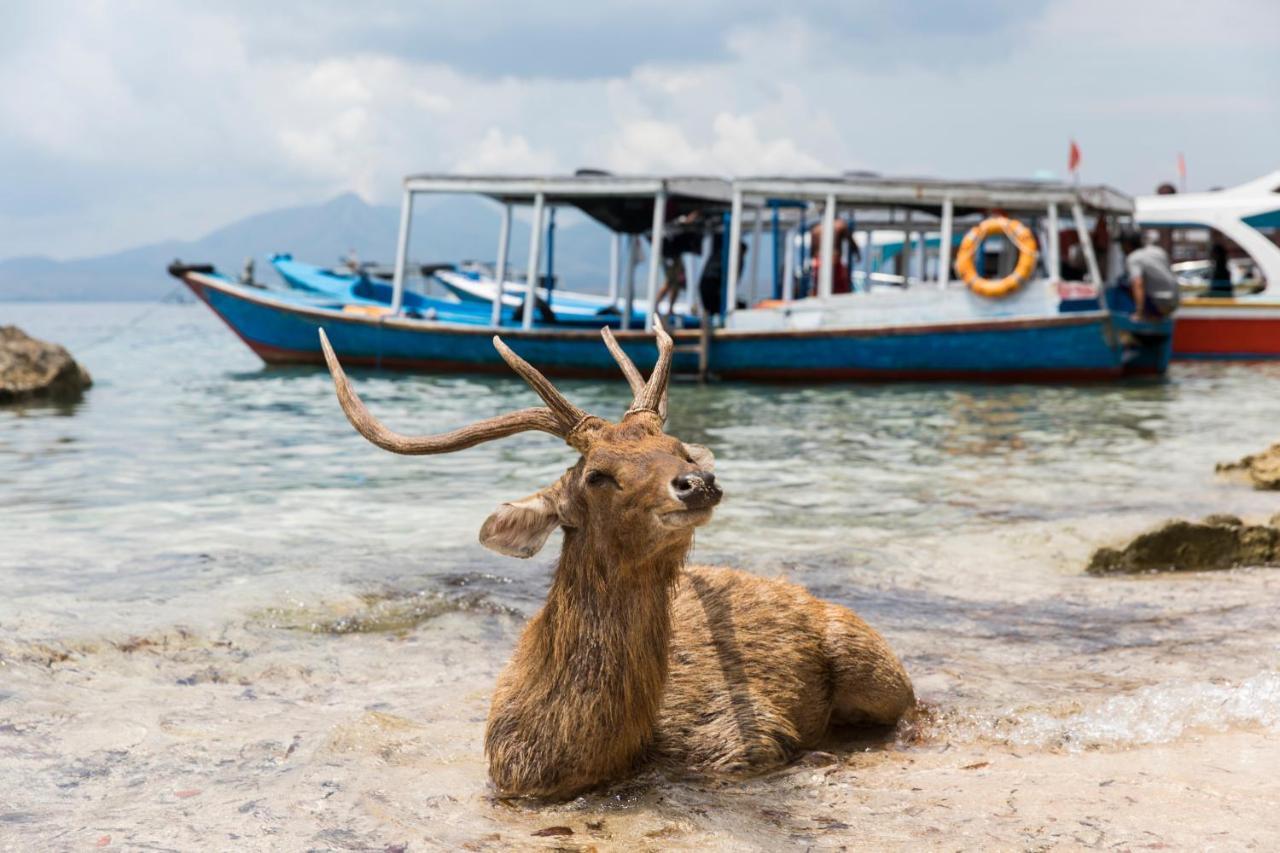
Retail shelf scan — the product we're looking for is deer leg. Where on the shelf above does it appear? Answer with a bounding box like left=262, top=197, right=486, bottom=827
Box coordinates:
left=821, top=604, right=915, bottom=726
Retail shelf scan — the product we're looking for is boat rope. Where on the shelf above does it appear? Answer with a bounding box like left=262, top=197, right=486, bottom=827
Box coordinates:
left=75, top=285, right=191, bottom=354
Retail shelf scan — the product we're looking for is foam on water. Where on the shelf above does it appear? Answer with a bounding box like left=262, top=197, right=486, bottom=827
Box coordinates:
left=937, top=670, right=1280, bottom=750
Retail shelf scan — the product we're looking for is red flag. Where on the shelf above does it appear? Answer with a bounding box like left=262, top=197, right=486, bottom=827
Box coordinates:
left=1176, top=151, right=1187, bottom=180
left=1068, top=140, right=1081, bottom=174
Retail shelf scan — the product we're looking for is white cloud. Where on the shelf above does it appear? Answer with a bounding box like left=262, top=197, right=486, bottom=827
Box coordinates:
left=0, top=0, right=1277, bottom=259
left=453, top=129, right=558, bottom=174
left=604, top=114, right=825, bottom=175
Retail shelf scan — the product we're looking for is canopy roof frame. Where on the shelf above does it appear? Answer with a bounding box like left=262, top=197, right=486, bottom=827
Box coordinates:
left=735, top=176, right=1134, bottom=215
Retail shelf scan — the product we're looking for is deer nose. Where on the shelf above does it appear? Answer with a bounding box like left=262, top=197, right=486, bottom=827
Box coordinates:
left=672, top=471, right=721, bottom=508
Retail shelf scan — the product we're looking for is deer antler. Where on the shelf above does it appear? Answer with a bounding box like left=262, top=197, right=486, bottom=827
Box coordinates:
left=319, top=329, right=590, bottom=454
left=602, top=317, right=672, bottom=420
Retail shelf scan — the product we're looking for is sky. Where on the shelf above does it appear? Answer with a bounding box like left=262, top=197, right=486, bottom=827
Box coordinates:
left=2, top=0, right=1277, bottom=260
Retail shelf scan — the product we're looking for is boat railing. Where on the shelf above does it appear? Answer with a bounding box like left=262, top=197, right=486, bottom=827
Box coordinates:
left=724, top=176, right=1135, bottom=322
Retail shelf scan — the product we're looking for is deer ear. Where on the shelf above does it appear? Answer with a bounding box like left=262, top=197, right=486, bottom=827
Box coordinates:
left=479, top=486, right=565, bottom=558
left=685, top=443, right=716, bottom=472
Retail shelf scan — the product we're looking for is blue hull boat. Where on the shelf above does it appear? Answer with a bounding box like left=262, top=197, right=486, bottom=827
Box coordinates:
left=431, top=268, right=698, bottom=328
left=176, top=172, right=1178, bottom=382
left=268, top=254, right=691, bottom=330
left=169, top=265, right=1171, bottom=381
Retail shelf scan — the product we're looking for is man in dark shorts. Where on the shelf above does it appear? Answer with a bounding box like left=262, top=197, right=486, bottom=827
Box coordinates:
left=655, top=214, right=703, bottom=317
left=1117, top=228, right=1179, bottom=320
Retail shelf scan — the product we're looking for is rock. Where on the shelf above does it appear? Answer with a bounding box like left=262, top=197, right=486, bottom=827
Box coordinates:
left=1087, top=516, right=1280, bottom=575
left=1216, top=443, right=1280, bottom=490
left=0, top=326, right=92, bottom=404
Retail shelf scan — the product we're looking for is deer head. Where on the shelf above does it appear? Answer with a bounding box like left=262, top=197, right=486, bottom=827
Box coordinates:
left=317, top=320, right=721, bottom=567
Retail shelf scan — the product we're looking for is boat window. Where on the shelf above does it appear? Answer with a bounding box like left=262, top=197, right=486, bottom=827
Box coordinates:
left=1150, top=224, right=1268, bottom=295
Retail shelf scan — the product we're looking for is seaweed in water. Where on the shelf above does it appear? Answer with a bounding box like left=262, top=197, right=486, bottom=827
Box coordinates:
left=259, top=589, right=520, bottom=635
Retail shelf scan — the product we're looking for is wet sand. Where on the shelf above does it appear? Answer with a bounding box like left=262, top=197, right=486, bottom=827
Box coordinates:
left=4, top=634, right=1278, bottom=852
left=3, top=571, right=1278, bottom=852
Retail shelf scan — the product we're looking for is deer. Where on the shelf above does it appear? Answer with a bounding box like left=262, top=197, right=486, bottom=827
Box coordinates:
left=318, top=321, right=915, bottom=801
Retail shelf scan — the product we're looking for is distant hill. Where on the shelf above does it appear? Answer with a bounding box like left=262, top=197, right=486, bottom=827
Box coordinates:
left=0, top=192, right=615, bottom=301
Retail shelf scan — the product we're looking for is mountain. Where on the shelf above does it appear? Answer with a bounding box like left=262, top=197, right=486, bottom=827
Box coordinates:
left=0, top=193, right=615, bottom=301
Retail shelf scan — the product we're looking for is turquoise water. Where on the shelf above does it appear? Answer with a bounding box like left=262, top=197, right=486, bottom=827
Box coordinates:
left=3, top=301, right=1280, bottom=847
left=4, top=303, right=1278, bottom=640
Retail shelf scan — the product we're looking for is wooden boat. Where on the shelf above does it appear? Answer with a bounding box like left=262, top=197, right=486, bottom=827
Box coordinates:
left=169, top=173, right=1174, bottom=381
left=1137, top=170, right=1280, bottom=358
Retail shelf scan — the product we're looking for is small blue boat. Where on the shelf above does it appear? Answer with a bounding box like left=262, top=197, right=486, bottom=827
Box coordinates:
left=268, top=253, right=694, bottom=330
left=170, top=173, right=1175, bottom=382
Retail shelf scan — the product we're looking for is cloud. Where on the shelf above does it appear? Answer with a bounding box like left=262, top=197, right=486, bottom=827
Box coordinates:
left=1, top=0, right=1277, bottom=260
left=453, top=129, right=558, bottom=174
left=604, top=114, right=826, bottom=175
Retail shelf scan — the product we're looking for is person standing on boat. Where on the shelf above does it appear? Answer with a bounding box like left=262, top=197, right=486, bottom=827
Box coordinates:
left=808, top=218, right=858, bottom=295
left=1118, top=229, right=1179, bottom=319
left=1206, top=241, right=1233, bottom=297
left=655, top=213, right=703, bottom=317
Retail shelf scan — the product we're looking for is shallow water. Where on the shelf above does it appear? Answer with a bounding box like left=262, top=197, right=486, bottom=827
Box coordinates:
left=3, top=302, right=1280, bottom=849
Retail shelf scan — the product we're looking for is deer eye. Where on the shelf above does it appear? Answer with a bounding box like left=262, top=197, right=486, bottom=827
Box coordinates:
left=585, top=470, right=618, bottom=488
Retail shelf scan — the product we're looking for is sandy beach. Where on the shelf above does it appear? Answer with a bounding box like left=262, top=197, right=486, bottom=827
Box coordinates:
left=4, top=599, right=1279, bottom=851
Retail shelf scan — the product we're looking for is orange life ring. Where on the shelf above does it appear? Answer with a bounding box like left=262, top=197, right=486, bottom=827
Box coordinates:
left=954, top=217, right=1038, bottom=298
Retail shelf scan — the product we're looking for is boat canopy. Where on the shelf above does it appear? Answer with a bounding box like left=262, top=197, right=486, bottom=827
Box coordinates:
left=724, top=176, right=1132, bottom=307
left=736, top=175, right=1133, bottom=216
left=402, top=173, right=733, bottom=234
left=1137, top=170, right=1280, bottom=294
left=391, top=173, right=734, bottom=331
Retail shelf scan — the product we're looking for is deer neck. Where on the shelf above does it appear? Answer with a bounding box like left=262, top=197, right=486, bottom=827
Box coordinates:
left=535, top=529, right=684, bottom=708
left=487, top=529, right=687, bottom=795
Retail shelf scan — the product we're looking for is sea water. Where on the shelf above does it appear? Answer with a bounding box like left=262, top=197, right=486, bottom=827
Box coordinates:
left=3, top=302, right=1279, bottom=849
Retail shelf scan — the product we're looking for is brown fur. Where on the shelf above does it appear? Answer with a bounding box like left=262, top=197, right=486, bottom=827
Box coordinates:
left=319, top=324, right=914, bottom=801
left=481, top=413, right=915, bottom=800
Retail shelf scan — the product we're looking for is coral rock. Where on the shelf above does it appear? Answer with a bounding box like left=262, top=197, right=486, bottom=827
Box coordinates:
left=0, top=325, right=92, bottom=404
left=1087, top=515, right=1280, bottom=575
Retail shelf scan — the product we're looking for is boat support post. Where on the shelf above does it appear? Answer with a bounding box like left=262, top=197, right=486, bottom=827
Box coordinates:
left=782, top=223, right=797, bottom=302
left=644, top=187, right=666, bottom=332
left=545, top=207, right=556, bottom=299
left=623, top=235, right=637, bottom=330
left=818, top=192, right=836, bottom=299
left=608, top=232, right=621, bottom=306
left=491, top=203, right=512, bottom=327
left=748, top=204, right=763, bottom=305
left=725, top=187, right=744, bottom=318
left=521, top=192, right=546, bottom=330
left=1071, top=199, right=1114, bottom=344
left=900, top=208, right=913, bottom=284
left=1071, top=201, right=1103, bottom=289
left=389, top=188, right=415, bottom=316
left=937, top=195, right=953, bottom=288
left=771, top=203, right=782, bottom=300
left=1046, top=202, right=1060, bottom=281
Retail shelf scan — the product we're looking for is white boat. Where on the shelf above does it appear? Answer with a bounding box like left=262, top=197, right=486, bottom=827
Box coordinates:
left=1137, top=169, right=1280, bottom=357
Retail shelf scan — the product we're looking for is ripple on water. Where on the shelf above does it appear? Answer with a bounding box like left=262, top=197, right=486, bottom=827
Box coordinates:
left=4, top=303, right=1280, bottom=754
